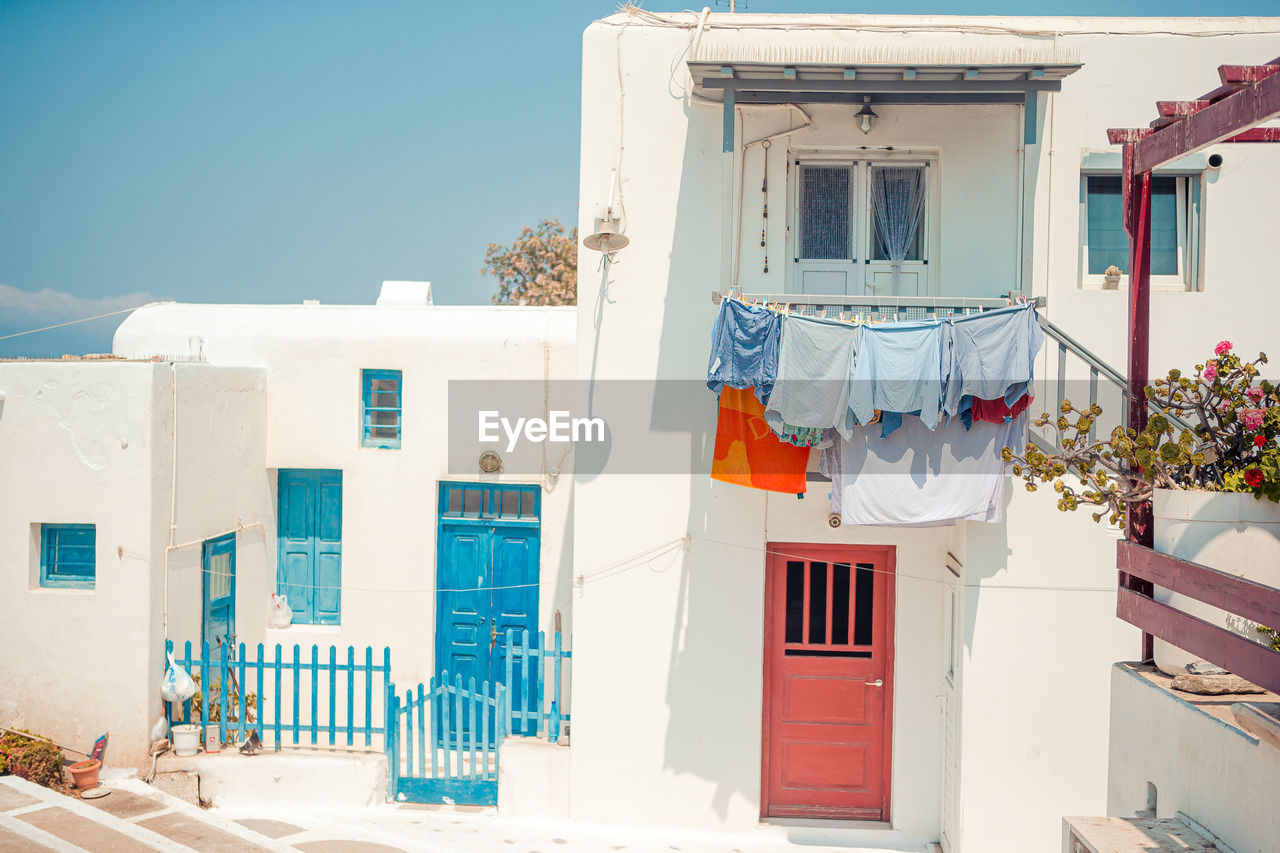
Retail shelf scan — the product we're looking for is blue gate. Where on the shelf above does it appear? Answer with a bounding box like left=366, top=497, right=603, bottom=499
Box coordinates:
left=385, top=673, right=506, bottom=806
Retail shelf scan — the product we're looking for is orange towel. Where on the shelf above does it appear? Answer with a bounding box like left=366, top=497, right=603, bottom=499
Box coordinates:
left=711, top=387, right=810, bottom=494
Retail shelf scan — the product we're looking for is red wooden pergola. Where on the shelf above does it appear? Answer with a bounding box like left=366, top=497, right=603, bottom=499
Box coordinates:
left=1106, top=55, right=1280, bottom=678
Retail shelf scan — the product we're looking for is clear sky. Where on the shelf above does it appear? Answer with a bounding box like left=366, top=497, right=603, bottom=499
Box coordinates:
left=2, top=0, right=1276, bottom=356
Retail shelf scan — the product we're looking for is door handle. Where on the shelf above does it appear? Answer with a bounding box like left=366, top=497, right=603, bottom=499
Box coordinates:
left=865, top=679, right=884, bottom=687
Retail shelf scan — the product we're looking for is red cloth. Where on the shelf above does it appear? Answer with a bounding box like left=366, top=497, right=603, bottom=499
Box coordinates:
left=969, top=393, right=1032, bottom=425
left=711, top=387, right=809, bottom=494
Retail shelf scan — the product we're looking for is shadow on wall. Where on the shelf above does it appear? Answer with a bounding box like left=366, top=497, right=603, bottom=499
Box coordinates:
left=647, top=91, right=761, bottom=822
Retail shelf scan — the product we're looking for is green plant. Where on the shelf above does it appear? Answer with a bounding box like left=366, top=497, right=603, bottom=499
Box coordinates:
left=1004, top=342, right=1278, bottom=524
left=1258, top=626, right=1280, bottom=652
left=0, top=729, right=67, bottom=791
left=190, top=674, right=257, bottom=741
left=1104, top=264, right=1123, bottom=277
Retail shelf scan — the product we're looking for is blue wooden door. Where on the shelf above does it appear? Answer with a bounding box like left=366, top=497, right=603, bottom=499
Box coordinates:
left=435, top=484, right=540, bottom=733
left=202, top=534, right=236, bottom=650
left=277, top=469, right=343, bottom=625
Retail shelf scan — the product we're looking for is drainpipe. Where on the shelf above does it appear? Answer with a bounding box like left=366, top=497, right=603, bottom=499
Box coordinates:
left=163, top=362, right=177, bottom=639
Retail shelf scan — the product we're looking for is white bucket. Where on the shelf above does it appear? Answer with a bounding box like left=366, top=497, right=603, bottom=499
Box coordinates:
left=171, top=723, right=201, bottom=757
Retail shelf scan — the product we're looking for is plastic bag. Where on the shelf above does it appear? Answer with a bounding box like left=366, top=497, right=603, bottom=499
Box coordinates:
left=268, top=593, right=293, bottom=629
left=160, top=651, right=196, bottom=703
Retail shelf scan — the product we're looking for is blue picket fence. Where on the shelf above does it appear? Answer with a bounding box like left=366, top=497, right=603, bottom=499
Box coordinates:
left=164, top=640, right=392, bottom=750
left=505, top=629, right=571, bottom=742
left=385, top=675, right=506, bottom=806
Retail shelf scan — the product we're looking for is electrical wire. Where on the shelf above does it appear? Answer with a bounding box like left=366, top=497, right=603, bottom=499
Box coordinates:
left=0, top=304, right=151, bottom=342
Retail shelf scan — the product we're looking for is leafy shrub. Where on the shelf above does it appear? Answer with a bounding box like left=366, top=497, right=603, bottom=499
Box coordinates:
left=0, top=729, right=67, bottom=791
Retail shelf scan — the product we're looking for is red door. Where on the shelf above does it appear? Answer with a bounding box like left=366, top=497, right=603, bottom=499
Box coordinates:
left=762, top=543, right=895, bottom=821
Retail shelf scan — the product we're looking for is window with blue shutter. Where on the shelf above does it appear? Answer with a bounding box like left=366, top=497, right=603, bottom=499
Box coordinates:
left=361, top=369, right=402, bottom=449
left=277, top=469, right=342, bottom=624
left=1080, top=163, right=1201, bottom=290
left=41, top=524, right=96, bottom=588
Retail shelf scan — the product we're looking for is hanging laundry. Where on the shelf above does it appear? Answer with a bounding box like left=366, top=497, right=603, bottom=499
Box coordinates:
left=965, top=393, right=1033, bottom=428
left=776, top=424, right=835, bottom=448
left=943, top=303, right=1044, bottom=424
left=712, top=386, right=809, bottom=494
left=821, top=413, right=1027, bottom=527
left=848, top=318, right=948, bottom=433
left=707, top=297, right=781, bottom=404
left=764, top=314, right=860, bottom=438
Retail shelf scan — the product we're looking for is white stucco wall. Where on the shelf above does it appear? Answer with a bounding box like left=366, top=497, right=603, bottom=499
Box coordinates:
left=1107, top=664, right=1280, bottom=853
left=574, top=10, right=1279, bottom=851
left=115, top=304, right=577, bottom=695
left=0, top=361, right=272, bottom=768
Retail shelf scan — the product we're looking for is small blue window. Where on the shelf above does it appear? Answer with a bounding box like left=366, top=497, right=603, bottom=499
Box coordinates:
left=41, top=524, right=96, bottom=588
left=361, top=369, right=402, bottom=449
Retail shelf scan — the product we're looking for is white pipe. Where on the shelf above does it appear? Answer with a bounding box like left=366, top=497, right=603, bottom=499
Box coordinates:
left=163, top=362, right=177, bottom=637
left=690, top=7, right=711, bottom=61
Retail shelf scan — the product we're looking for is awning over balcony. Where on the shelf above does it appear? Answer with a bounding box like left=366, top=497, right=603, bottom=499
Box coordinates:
left=690, top=43, right=1082, bottom=144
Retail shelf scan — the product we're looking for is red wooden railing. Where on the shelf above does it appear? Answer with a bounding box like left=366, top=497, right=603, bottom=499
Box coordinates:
left=1116, top=540, right=1280, bottom=695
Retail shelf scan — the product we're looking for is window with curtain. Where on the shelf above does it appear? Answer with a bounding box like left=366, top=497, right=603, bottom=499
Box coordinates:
left=798, top=165, right=853, bottom=260
left=1082, top=173, right=1199, bottom=289
left=870, top=166, right=926, bottom=263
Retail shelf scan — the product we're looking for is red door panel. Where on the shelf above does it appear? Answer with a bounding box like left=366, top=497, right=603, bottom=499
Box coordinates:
left=762, top=544, right=895, bottom=821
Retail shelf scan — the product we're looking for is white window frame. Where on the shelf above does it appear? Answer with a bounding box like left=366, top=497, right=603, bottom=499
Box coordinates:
left=1078, top=160, right=1204, bottom=293
left=786, top=151, right=939, bottom=296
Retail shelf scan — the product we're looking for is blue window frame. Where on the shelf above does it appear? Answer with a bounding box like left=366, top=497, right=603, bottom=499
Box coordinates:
left=40, top=524, right=96, bottom=588
left=361, top=369, right=402, bottom=449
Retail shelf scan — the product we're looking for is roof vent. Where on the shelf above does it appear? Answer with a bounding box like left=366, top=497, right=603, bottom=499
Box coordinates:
left=376, top=280, right=433, bottom=307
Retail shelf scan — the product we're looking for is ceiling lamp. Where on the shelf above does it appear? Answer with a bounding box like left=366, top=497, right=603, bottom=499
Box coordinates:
left=857, top=96, right=879, bottom=135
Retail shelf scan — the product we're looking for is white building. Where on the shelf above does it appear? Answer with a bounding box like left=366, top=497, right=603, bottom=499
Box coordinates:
left=570, top=10, right=1280, bottom=853
left=2, top=11, right=1278, bottom=853
left=0, top=285, right=576, bottom=767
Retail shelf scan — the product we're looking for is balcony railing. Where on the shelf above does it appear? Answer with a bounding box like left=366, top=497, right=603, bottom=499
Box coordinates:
left=1116, top=540, right=1280, bottom=695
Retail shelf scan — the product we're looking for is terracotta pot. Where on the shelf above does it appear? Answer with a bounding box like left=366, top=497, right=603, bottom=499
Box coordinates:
left=69, top=759, right=101, bottom=790
left=1152, top=489, right=1280, bottom=675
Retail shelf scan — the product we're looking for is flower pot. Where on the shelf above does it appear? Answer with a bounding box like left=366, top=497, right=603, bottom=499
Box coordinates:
left=171, top=723, right=201, bottom=757
left=1152, top=489, right=1280, bottom=675
left=69, top=759, right=101, bottom=790
left=1102, top=275, right=1121, bottom=290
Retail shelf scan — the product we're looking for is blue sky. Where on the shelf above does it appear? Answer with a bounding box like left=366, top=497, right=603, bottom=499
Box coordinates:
left=2, top=0, right=1276, bottom=356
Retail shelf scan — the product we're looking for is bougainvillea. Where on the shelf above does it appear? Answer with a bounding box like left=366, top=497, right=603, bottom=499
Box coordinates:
left=1003, top=343, right=1278, bottom=524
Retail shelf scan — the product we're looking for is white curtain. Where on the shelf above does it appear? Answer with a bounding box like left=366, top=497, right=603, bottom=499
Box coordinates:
left=871, top=167, right=926, bottom=291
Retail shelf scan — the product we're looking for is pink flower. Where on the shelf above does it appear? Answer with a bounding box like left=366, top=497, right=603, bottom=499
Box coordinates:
left=1203, top=361, right=1218, bottom=381
left=1215, top=340, right=1233, bottom=356
left=1241, top=408, right=1265, bottom=431
left=1246, top=386, right=1265, bottom=403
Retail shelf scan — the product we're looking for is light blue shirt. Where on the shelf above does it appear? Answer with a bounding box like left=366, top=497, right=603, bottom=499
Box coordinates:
left=847, top=319, right=948, bottom=432
left=943, top=303, right=1044, bottom=422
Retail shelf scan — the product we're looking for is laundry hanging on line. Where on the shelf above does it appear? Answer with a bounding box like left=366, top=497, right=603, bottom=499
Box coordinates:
left=710, top=386, right=810, bottom=495
left=704, top=295, right=1044, bottom=524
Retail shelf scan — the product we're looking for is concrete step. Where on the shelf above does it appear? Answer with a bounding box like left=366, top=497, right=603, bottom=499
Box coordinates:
left=153, top=748, right=386, bottom=809
left=0, top=775, right=293, bottom=852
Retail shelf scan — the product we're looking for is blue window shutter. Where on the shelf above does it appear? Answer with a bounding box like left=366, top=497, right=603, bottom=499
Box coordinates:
left=278, top=470, right=316, bottom=623
left=313, top=470, right=343, bottom=625
left=1149, top=176, right=1179, bottom=276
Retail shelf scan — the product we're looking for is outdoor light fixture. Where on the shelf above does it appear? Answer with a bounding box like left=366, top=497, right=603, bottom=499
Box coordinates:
left=857, top=96, right=878, bottom=135
left=584, top=169, right=630, bottom=254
